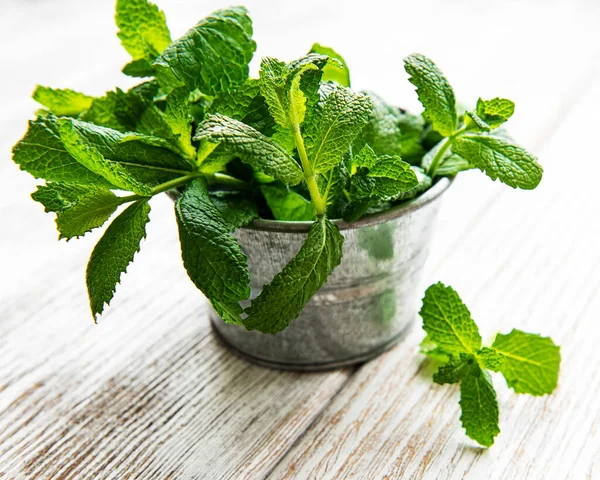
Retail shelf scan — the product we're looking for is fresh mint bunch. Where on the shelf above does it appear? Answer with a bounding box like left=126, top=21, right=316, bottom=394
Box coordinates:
left=420, top=283, right=561, bottom=447
left=404, top=54, right=543, bottom=188
left=11, top=0, right=546, bottom=335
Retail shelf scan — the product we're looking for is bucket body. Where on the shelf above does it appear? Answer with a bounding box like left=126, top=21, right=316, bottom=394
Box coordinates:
left=210, top=178, right=452, bottom=370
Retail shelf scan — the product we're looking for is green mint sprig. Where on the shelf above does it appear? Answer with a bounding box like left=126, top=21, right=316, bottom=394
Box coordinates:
left=11, top=0, right=547, bottom=337
left=404, top=54, right=543, bottom=188
left=420, top=282, right=561, bottom=447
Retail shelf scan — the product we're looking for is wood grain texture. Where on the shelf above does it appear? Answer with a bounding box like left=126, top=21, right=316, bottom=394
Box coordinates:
left=268, top=80, right=600, bottom=480
left=2, top=0, right=600, bottom=478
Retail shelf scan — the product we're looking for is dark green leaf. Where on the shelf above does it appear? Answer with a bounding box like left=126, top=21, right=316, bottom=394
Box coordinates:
left=87, top=200, right=151, bottom=319
left=32, top=183, right=121, bottom=239
left=209, top=191, right=258, bottom=228
left=433, top=354, right=474, bottom=385
left=58, top=118, right=153, bottom=195
left=176, top=179, right=250, bottom=324
left=154, top=7, right=256, bottom=95
left=12, top=116, right=113, bottom=187
left=62, top=117, right=195, bottom=186
left=244, top=216, right=343, bottom=333
left=194, top=114, right=304, bottom=185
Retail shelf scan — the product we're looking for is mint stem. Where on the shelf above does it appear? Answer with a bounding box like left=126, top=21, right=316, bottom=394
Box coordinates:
left=427, top=137, right=452, bottom=178
left=118, top=172, right=248, bottom=205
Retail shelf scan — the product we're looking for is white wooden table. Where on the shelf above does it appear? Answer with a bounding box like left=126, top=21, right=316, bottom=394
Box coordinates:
left=1, top=0, right=599, bottom=478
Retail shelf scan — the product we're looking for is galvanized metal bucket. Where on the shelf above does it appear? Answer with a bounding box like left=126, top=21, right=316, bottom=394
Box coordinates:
left=210, top=177, right=452, bottom=371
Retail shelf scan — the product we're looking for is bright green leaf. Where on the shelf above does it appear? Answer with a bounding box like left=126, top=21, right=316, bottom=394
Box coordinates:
left=476, top=347, right=505, bottom=372
left=452, top=133, right=543, bottom=189
left=476, top=97, right=515, bottom=129
left=419, top=282, right=482, bottom=355
left=350, top=144, right=418, bottom=200
left=459, top=368, right=500, bottom=447
left=309, top=43, right=350, bottom=87
left=33, top=86, right=93, bottom=117
left=261, top=183, right=316, bottom=221
left=492, top=329, right=561, bottom=395
left=404, top=54, right=457, bottom=137
left=304, top=85, right=371, bottom=173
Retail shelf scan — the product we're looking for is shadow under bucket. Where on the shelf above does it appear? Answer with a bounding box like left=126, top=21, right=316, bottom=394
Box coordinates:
left=210, top=177, right=453, bottom=371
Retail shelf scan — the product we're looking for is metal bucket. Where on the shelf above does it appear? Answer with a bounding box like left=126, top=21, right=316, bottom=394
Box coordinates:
left=210, top=177, right=453, bottom=370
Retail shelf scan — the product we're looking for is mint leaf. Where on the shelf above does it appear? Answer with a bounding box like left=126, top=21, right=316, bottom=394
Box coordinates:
left=87, top=199, right=151, bottom=319
left=433, top=354, right=474, bottom=385
left=259, top=57, right=290, bottom=129
left=419, top=282, right=482, bottom=355
left=154, top=7, right=256, bottom=95
left=33, top=86, right=93, bottom=116
left=244, top=216, right=343, bottom=334
left=57, top=119, right=153, bottom=195
left=12, top=116, right=113, bottom=187
left=208, top=79, right=261, bottom=121
left=436, top=153, right=472, bottom=176
left=452, top=133, right=543, bottom=189
left=304, top=85, right=371, bottom=173
left=176, top=179, right=250, bottom=324
left=62, top=117, right=195, bottom=186
left=350, top=145, right=418, bottom=200
left=476, top=347, right=505, bottom=372
left=138, top=87, right=195, bottom=159
left=259, top=54, right=327, bottom=129
left=476, top=98, right=515, bottom=129
left=492, top=329, right=561, bottom=395
left=459, top=368, right=500, bottom=447
left=354, top=92, right=425, bottom=164
left=122, top=59, right=156, bottom=78
left=420, top=283, right=561, bottom=447
left=261, top=183, right=316, bottom=221
left=32, top=183, right=121, bottom=239
left=209, top=191, right=258, bottom=228
left=80, top=81, right=159, bottom=132
left=309, top=43, right=350, bottom=87
left=194, top=114, right=304, bottom=185
left=420, top=335, right=451, bottom=363
left=116, top=0, right=171, bottom=67
left=404, top=54, right=457, bottom=137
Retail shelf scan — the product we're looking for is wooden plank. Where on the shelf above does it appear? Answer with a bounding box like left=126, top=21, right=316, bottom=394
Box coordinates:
left=268, top=81, right=600, bottom=480
left=0, top=194, right=353, bottom=480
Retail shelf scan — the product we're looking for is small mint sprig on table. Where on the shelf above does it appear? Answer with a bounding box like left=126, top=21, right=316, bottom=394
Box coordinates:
left=419, top=282, right=561, bottom=447
left=404, top=54, right=543, bottom=188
